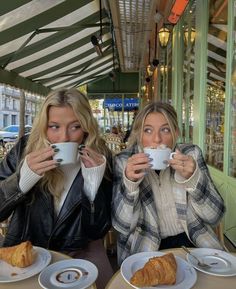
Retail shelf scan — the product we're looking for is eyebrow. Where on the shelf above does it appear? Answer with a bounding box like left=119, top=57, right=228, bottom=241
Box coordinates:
left=144, top=122, right=169, bottom=127
left=48, top=120, right=80, bottom=124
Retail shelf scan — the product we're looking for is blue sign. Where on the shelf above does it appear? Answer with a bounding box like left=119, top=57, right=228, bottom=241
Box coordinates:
left=103, top=98, right=139, bottom=111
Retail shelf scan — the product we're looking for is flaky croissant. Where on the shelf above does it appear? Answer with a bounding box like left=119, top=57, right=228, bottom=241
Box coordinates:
left=0, top=241, right=35, bottom=268
left=130, top=253, right=177, bottom=287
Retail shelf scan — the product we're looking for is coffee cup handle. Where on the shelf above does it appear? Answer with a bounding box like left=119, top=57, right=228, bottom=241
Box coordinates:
left=165, top=152, right=177, bottom=167
left=170, top=152, right=177, bottom=159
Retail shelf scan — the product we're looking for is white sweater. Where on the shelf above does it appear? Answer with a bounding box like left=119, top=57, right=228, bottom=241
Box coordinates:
left=124, top=166, right=200, bottom=238
left=19, top=154, right=106, bottom=215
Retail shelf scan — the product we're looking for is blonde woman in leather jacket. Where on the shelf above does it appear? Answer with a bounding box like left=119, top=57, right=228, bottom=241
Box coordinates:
left=0, top=88, right=113, bottom=289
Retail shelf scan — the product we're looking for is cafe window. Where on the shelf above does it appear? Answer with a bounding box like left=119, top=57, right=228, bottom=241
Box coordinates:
left=205, top=0, right=227, bottom=171
left=166, top=41, right=172, bottom=103
left=229, top=3, right=236, bottom=177
left=182, top=1, right=196, bottom=143
left=159, top=32, right=172, bottom=103
left=89, top=95, right=139, bottom=134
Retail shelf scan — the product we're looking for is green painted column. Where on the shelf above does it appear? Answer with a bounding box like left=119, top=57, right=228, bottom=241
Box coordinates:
left=184, top=5, right=195, bottom=143
left=192, top=0, right=209, bottom=151
left=172, top=22, right=184, bottom=142
left=223, top=0, right=234, bottom=174
left=122, top=94, right=124, bottom=131
left=139, top=69, right=144, bottom=108
left=103, top=93, right=106, bottom=133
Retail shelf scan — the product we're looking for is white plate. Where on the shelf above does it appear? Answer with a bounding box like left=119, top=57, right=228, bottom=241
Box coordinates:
left=0, top=246, right=51, bottom=283
left=38, top=259, right=98, bottom=289
left=121, top=251, right=197, bottom=289
left=186, top=248, right=236, bottom=277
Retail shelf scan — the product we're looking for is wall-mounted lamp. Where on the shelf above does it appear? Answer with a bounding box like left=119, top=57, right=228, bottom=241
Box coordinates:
left=160, top=64, right=168, bottom=75
left=152, top=59, right=159, bottom=68
left=184, top=27, right=196, bottom=45
left=158, top=27, right=170, bottom=48
left=148, top=59, right=159, bottom=73
left=109, top=71, right=116, bottom=81
left=141, top=85, right=147, bottom=92
left=146, top=59, right=159, bottom=77
left=91, top=35, right=103, bottom=56
left=147, top=65, right=153, bottom=77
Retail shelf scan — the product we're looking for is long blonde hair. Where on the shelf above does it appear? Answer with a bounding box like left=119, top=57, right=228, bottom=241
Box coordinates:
left=24, top=88, right=111, bottom=199
left=128, top=102, right=179, bottom=149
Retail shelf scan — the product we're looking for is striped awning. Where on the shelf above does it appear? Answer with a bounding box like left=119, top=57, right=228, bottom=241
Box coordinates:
left=0, top=0, right=118, bottom=95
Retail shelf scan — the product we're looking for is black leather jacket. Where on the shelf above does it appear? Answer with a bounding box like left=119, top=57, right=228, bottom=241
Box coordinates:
left=0, top=136, right=112, bottom=251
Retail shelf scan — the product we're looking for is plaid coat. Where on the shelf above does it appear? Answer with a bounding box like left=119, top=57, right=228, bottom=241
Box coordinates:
left=112, top=143, right=225, bottom=265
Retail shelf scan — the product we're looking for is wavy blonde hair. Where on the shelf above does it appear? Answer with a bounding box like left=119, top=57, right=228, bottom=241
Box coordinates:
left=24, top=88, right=111, bottom=199
left=127, top=102, right=179, bottom=149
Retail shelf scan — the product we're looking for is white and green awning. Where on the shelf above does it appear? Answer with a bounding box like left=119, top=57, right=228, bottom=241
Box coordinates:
left=0, top=0, right=117, bottom=95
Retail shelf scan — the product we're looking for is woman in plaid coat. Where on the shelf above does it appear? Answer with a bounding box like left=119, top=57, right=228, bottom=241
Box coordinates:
left=112, top=102, right=225, bottom=265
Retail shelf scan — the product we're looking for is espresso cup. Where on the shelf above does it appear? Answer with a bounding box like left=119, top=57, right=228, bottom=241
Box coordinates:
left=51, top=142, right=79, bottom=165
left=143, top=146, right=176, bottom=170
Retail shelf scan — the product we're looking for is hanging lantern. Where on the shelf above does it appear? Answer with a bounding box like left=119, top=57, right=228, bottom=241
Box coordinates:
left=158, top=27, right=170, bottom=48
left=147, top=65, right=153, bottom=77
left=184, top=27, right=196, bottom=45
left=141, top=85, right=146, bottom=92
left=152, top=59, right=159, bottom=68
left=160, top=65, right=168, bottom=75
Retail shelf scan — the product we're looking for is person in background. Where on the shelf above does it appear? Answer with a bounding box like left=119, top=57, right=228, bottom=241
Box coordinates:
left=123, top=107, right=139, bottom=143
left=111, top=126, right=119, bottom=135
left=111, top=124, right=124, bottom=142
left=0, top=88, right=113, bottom=289
left=112, top=102, right=225, bottom=265
left=117, top=123, right=125, bottom=140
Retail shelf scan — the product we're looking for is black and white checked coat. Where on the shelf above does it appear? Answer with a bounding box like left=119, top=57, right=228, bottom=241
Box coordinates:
left=112, top=143, right=225, bottom=265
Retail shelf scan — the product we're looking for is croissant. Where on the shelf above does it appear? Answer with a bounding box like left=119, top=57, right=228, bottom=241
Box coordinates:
left=130, top=253, right=177, bottom=287
left=0, top=241, right=35, bottom=268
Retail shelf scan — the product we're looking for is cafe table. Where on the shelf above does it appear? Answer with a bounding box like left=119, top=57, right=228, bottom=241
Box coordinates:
left=0, top=250, right=96, bottom=289
left=105, top=248, right=236, bottom=289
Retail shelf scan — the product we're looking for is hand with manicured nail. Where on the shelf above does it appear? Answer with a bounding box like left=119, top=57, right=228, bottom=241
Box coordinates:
left=78, top=144, right=85, bottom=150
left=168, top=149, right=196, bottom=179
left=26, top=146, right=60, bottom=176
left=79, top=146, right=104, bottom=168
left=125, top=152, right=151, bottom=182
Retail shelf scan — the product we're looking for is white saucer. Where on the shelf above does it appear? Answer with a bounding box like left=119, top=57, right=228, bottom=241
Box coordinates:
left=186, top=248, right=236, bottom=276
left=0, top=247, right=51, bottom=283
left=38, top=259, right=98, bottom=289
left=121, top=251, right=197, bottom=289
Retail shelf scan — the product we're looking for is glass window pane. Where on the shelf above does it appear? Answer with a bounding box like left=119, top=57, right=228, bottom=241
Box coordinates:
left=182, top=2, right=196, bottom=143
left=229, top=4, right=236, bottom=177
left=205, top=0, right=227, bottom=171
left=158, top=27, right=172, bottom=103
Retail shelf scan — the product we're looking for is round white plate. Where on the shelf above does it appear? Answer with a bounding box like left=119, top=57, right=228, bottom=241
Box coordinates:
left=121, top=251, right=197, bottom=289
left=0, top=246, right=51, bottom=283
left=38, top=259, right=98, bottom=289
left=186, top=248, right=236, bottom=276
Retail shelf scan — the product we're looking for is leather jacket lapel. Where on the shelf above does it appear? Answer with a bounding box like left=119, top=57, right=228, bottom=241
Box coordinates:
left=55, top=170, right=84, bottom=226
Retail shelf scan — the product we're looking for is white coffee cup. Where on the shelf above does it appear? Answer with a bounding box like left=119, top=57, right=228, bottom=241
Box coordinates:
left=51, top=142, right=79, bottom=165
left=143, top=146, right=176, bottom=170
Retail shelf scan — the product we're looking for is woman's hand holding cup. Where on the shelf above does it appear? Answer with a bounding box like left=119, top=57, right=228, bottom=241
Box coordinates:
left=78, top=145, right=104, bottom=168
left=26, top=146, right=60, bottom=176
left=168, top=149, right=196, bottom=179
left=125, top=152, right=151, bottom=182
